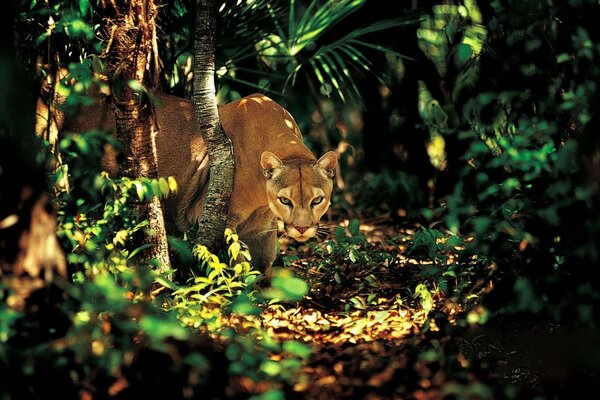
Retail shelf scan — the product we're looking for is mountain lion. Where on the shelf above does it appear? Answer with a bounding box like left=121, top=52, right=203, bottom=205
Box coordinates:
left=37, top=92, right=337, bottom=276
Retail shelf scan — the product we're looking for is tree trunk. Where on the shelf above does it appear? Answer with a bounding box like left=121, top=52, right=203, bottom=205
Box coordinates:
left=1, top=0, right=66, bottom=309
left=192, top=0, right=235, bottom=251
left=105, top=0, right=170, bottom=272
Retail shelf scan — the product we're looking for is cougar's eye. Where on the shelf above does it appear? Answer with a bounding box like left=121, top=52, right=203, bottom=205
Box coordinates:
left=278, top=196, right=292, bottom=206
left=311, top=196, right=324, bottom=206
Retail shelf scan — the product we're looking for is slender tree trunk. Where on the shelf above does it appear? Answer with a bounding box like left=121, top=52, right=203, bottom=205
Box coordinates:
left=106, top=0, right=170, bottom=272
left=192, top=0, right=235, bottom=251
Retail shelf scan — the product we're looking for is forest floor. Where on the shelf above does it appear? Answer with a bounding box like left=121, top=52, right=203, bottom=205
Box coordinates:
left=210, top=218, right=596, bottom=399
left=212, top=218, right=502, bottom=399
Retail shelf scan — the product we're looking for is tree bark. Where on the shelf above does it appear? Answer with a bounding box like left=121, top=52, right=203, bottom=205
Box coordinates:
left=106, top=0, right=170, bottom=272
left=1, top=0, right=66, bottom=309
left=193, top=0, right=235, bottom=251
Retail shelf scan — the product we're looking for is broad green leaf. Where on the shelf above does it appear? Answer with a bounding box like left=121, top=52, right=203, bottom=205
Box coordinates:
left=271, top=275, right=308, bottom=301
left=140, top=315, right=189, bottom=341
left=455, top=43, right=473, bottom=67
left=79, top=0, right=90, bottom=16
left=229, top=297, right=261, bottom=315
left=348, top=219, right=361, bottom=235
left=283, top=341, right=313, bottom=359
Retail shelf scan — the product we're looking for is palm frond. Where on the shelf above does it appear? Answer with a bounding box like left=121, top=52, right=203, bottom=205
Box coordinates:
left=290, top=0, right=365, bottom=55
left=217, top=0, right=285, bottom=60
left=311, top=55, right=346, bottom=102
left=330, top=51, right=362, bottom=101
left=295, top=15, right=422, bottom=101
left=214, top=0, right=421, bottom=103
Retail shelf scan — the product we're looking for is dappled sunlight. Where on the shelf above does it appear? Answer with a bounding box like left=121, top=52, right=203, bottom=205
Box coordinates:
left=235, top=95, right=272, bottom=112
left=248, top=95, right=271, bottom=104
left=214, top=221, right=477, bottom=346
left=197, top=219, right=485, bottom=399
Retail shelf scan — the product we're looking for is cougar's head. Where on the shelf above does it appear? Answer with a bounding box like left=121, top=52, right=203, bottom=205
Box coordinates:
left=261, top=151, right=338, bottom=242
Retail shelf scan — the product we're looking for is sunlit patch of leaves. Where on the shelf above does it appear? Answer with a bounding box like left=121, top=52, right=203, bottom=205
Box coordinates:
left=168, top=229, right=259, bottom=330
left=58, top=171, right=178, bottom=276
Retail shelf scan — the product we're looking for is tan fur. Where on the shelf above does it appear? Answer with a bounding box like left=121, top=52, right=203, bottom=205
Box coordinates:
left=36, top=92, right=337, bottom=274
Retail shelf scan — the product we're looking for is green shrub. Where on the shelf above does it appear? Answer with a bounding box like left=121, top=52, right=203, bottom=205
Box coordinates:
left=417, top=0, right=600, bottom=325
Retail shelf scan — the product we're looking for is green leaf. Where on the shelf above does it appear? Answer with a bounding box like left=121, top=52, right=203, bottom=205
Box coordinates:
left=127, top=79, right=145, bottom=94
left=266, top=270, right=309, bottom=301
left=556, top=53, right=570, bottom=63
left=275, top=276, right=308, bottom=299
left=249, top=389, right=285, bottom=400
left=228, top=241, right=241, bottom=261
left=455, top=43, right=473, bottom=67
left=79, top=0, right=90, bottom=16
left=113, top=230, right=128, bottom=246
left=229, top=297, right=262, bottom=315
left=260, top=360, right=282, bottom=377
left=151, top=180, right=162, bottom=197
left=442, top=270, right=456, bottom=278
left=127, top=243, right=153, bottom=260
left=134, top=181, right=144, bottom=200
left=158, top=177, right=170, bottom=197
left=283, top=341, right=313, bottom=359
left=348, top=219, right=361, bottom=235
left=167, top=176, right=178, bottom=192
left=64, top=18, right=94, bottom=40
left=140, top=315, right=189, bottom=341
left=154, top=275, right=180, bottom=291
left=348, top=249, right=357, bottom=263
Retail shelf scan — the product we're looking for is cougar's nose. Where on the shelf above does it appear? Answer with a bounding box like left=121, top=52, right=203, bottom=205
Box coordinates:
left=295, top=226, right=310, bottom=234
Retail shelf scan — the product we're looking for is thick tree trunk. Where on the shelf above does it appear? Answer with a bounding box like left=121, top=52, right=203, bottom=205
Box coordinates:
left=192, top=0, right=235, bottom=251
left=107, top=0, right=170, bottom=272
left=1, top=1, right=66, bottom=309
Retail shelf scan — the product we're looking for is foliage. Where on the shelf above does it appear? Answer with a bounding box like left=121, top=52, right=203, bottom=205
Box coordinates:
left=223, top=327, right=312, bottom=388
left=57, top=169, right=177, bottom=270
left=0, top=262, right=222, bottom=398
left=414, top=0, right=600, bottom=326
left=314, top=219, right=389, bottom=276
left=158, top=0, right=419, bottom=105
left=169, top=229, right=259, bottom=329
left=407, top=227, right=445, bottom=262
left=252, top=0, right=419, bottom=102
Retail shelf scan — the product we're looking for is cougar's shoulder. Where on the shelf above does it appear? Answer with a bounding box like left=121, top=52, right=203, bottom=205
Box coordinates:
left=219, top=94, right=317, bottom=225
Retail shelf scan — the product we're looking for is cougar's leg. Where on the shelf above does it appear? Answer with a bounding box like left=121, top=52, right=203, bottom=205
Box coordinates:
left=245, top=228, right=277, bottom=279
left=237, top=208, right=278, bottom=279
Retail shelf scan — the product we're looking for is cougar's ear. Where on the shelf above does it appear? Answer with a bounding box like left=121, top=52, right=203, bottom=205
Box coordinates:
left=317, top=151, right=338, bottom=178
left=261, top=151, right=283, bottom=179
